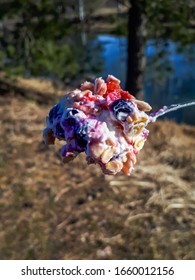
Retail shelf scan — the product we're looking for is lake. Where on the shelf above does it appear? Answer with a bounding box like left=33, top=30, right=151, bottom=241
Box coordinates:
left=94, top=34, right=195, bottom=125
left=1, top=28, right=195, bottom=125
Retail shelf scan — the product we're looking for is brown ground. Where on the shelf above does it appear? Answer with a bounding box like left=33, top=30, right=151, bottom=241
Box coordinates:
left=0, top=78, right=195, bottom=260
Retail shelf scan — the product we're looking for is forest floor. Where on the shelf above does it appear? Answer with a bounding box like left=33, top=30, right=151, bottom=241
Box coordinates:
left=0, top=77, right=195, bottom=259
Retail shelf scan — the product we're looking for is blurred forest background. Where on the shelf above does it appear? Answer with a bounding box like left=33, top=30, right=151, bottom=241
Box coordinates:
left=0, top=0, right=195, bottom=260
left=1, top=0, right=195, bottom=123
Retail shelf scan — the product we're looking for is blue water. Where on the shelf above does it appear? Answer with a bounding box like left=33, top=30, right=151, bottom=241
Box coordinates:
left=95, top=35, right=195, bottom=125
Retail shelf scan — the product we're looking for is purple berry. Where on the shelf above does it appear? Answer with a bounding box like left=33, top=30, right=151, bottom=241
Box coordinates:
left=111, top=99, right=134, bottom=122
left=62, top=109, right=80, bottom=126
left=75, top=123, right=88, bottom=147
left=55, top=123, right=64, bottom=138
left=49, top=104, right=61, bottom=123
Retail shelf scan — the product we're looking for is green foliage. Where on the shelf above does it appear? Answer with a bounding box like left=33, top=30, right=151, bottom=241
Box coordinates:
left=144, top=0, right=195, bottom=43
left=111, top=17, right=128, bottom=36
left=1, top=36, right=81, bottom=79
left=0, top=0, right=194, bottom=81
left=0, top=0, right=105, bottom=81
left=30, top=39, right=79, bottom=78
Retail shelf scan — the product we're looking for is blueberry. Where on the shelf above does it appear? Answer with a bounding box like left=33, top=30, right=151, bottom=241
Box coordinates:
left=55, top=123, right=64, bottom=138
left=66, top=108, right=79, bottom=117
left=66, top=117, right=76, bottom=126
left=75, top=123, right=88, bottom=147
left=111, top=99, right=134, bottom=122
left=71, top=109, right=79, bottom=115
left=49, top=104, right=60, bottom=123
left=62, top=108, right=80, bottom=126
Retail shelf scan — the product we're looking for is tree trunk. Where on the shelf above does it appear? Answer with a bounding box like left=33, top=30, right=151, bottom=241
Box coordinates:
left=126, top=0, right=146, bottom=99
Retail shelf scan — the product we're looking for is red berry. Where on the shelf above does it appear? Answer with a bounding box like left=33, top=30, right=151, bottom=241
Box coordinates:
left=106, top=91, right=121, bottom=104
left=106, top=81, right=121, bottom=93
left=82, top=91, right=97, bottom=102
left=120, top=90, right=135, bottom=100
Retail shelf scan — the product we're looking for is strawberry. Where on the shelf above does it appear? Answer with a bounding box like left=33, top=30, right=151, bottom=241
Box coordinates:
left=120, top=90, right=135, bottom=100
left=106, top=81, right=121, bottom=93
left=106, top=91, right=121, bottom=104
left=82, top=91, right=97, bottom=102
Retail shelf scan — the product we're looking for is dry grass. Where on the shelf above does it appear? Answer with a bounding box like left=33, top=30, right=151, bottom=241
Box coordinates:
left=0, top=82, right=195, bottom=260
left=15, top=76, right=66, bottom=96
